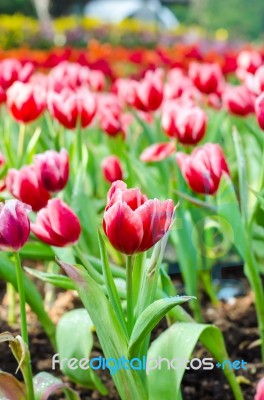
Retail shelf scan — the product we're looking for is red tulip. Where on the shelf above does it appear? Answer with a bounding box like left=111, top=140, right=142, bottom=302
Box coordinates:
left=255, top=377, right=264, bottom=400
left=222, top=85, right=255, bottom=116
left=130, top=69, right=164, bottom=112
left=189, top=62, right=224, bottom=95
left=255, top=92, right=264, bottom=130
left=7, top=82, right=46, bottom=123
left=34, top=149, right=69, bottom=192
left=0, top=200, right=31, bottom=251
left=237, top=50, right=262, bottom=75
left=47, top=88, right=96, bottom=129
left=101, top=156, right=123, bottom=183
left=98, top=109, right=124, bottom=137
left=0, top=85, right=6, bottom=104
left=140, top=142, right=176, bottom=162
left=246, top=66, right=264, bottom=95
left=0, top=59, right=34, bottom=90
left=6, top=166, right=50, bottom=212
left=162, top=102, right=207, bottom=145
left=176, top=143, right=229, bottom=195
left=103, top=181, right=174, bottom=255
left=165, top=68, right=194, bottom=100
left=31, top=198, right=81, bottom=247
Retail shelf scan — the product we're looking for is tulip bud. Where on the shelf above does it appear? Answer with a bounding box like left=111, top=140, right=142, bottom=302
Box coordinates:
left=31, top=198, right=81, bottom=247
left=101, top=156, right=123, bottom=184
left=222, top=85, right=255, bottom=116
left=0, top=59, right=34, bottom=90
left=103, top=181, right=174, bottom=255
left=6, top=165, right=50, bottom=212
left=0, top=200, right=31, bottom=251
left=176, top=143, right=229, bottom=195
left=255, top=92, right=264, bottom=130
left=189, top=62, right=224, bottom=94
left=34, top=149, right=69, bottom=192
left=255, top=377, right=264, bottom=400
left=7, top=81, right=46, bottom=123
left=130, top=69, right=164, bottom=112
left=140, top=142, right=176, bottom=162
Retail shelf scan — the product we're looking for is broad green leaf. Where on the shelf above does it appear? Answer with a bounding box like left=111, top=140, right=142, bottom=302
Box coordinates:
left=129, top=296, right=193, bottom=357
left=56, top=309, right=107, bottom=394
left=216, top=175, right=246, bottom=259
left=148, top=323, right=243, bottom=400
left=0, top=372, right=26, bottom=400
left=33, top=372, right=81, bottom=400
left=57, top=260, right=148, bottom=400
left=0, top=254, right=56, bottom=348
left=20, top=242, right=54, bottom=260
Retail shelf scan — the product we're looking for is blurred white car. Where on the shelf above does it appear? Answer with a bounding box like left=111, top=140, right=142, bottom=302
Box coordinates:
left=84, top=0, right=178, bottom=28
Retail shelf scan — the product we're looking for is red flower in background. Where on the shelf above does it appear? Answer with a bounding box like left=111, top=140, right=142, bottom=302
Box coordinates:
left=0, top=86, right=6, bottom=104
left=222, top=85, right=255, bottom=116
left=47, top=88, right=96, bottom=129
left=189, top=62, right=224, bottom=95
left=101, top=156, right=123, bottom=184
left=237, top=50, right=262, bottom=75
left=162, top=101, right=207, bottom=145
left=255, top=92, right=264, bottom=130
left=34, top=149, right=69, bottom=192
left=7, top=81, right=46, bottom=123
left=6, top=165, right=50, bottom=212
left=140, top=142, right=176, bottom=162
left=0, top=59, right=34, bottom=90
left=103, top=181, right=174, bottom=254
left=0, top=200, right=31, bottom=252
left=176, top=143, right=229, bottom=195
left=130, top=69, right=164, bottom=112
left=31, top=198, right=81, bottom=247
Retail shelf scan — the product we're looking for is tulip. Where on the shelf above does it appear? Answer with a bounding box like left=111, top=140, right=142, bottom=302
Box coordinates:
left=255, top=92, right=264, bottom=130
left=130, top=69, right=164, bottom=112
left=0, top=59, right=34, bottom=91
left=6, top=165, right=50, bottom=212
left=101, top=156, right=123, bottom=183
left=176, top=143, right=229, bottom=195
left=34, top=149, right=69, bottom=192
left=237, top=50, right=262, bottom=75
left=103, top=181, right=174, bottom=254
left=0, top=200, right=31, bottom=251
left=255, top=377, right=264, bottom=400
left=222, top=85, right=255, bottom=116
left=47, top=88, right=96, bottom=129
left=162, top=102, right=207, bottom=145
left=7, top=82, right=46, bottom=123
left=246, top=66, right=264, bottom=95
left=189, top=62, right=224, bottom=95
left=31, top=198, right=81, bottom=247
left=0, top=85, right=6, bottom=104
left=140, top=142, right=176, bottom=162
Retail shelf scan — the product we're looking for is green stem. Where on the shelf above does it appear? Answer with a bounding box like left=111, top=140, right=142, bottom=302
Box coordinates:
left=126, top=255, right=134, bottom=335
left=7, top=282, right=16, bottom=325
left=18, top=123, right=26, bottom=165
left=200, top=270, right=219, bottom=306
left=14, top=253, right=35, bottom=400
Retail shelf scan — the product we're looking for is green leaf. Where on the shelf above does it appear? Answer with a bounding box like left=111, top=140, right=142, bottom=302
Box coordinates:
left=20, top=242, right=54, bottom=260
left=216, top=175, right=246, bottom=259
left=57, top=260, right=148, bottom=400
left=33, top=372, right=81, bottom=400
left=25, top=267, right=75, bottom=290
left=56, top=309, right=107, bottom=394
left=129, top=296, right=194, bottom=357
left=148, top=323, right=243, bottom=400
left=98, top=230, right=128, bottom=337
left=0, top=372, right=26, bottom=400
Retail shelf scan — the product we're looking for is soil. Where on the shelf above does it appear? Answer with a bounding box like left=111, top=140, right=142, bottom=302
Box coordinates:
left=0, top=268, right=263, bottom=400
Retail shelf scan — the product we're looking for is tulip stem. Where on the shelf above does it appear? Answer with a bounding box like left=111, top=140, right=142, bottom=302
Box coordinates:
left=126, top=255, right=134, bottom=335
left=18, top=123, right=26, bottom=166
left=14, top=252, right=35, bottom=400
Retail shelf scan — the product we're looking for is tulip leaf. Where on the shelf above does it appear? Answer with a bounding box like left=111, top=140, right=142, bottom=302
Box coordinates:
left=0, top=253, right=56, bottom=348
left=147, top=323, right=243, bottom=400
left=25, top=267, right=75, bottom=290
left=98, top=230, right=128, bottom=336
left=0, top=372, right=26, bottom=400
left=33, top=372, right=81, bottom=400
left=0, top=332, right=28, bottom=375
left=57, top=260, right=148, bottom=400
left=56, top=309, right=107, bottom=394
left=20, top=242, right=54, bottom=260
left=128, top=296, right=194, bottom=357
left=216, top=175, right=246, bottom=259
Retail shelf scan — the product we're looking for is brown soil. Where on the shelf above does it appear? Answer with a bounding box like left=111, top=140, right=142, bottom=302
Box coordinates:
left=0, top=275, right=263, bottom=400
